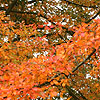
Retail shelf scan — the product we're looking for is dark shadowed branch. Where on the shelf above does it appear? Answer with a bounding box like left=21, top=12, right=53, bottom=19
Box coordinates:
left=72, top=48, right=96, bottom=73
left=63, top=0, right=98, bottom=8
left=85, top=10, right=100, bottom=23
left=6, top=0, right=17, bottom=15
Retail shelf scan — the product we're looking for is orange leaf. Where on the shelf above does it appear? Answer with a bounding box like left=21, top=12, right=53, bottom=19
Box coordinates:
left=67, top=96, right=72, bottom=100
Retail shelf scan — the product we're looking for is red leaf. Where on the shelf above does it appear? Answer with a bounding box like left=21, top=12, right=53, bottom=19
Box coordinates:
left=45, top=26, right=51, bottom=30
left=56, top=68, right=65, bottom=72
left=56, top=22, right=63, bottom=26
left=38, top=25, right=44, bottom=28
left=32, top=87, right=41, bottom=91
left=0, top=71, right=3, bottom=75
left=33, top=25, right=37, bottom=30
left=49, top=25, right=54, bottom=28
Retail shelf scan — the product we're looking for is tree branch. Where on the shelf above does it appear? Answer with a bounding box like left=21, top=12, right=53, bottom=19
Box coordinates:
left=78, top=91, right=88, bottom=100
left=63, top=0, right=98, bottom=9
left=53, top=84, right=81, bottom=100
left=28, top=0, right=43, bottom=4
left=33, top=72, right=61, bottom=88
left=65, top=85, right=80, bottom=100
left=72, top=48, right=96, bottom=73
left=85, top=10, right=100, bottom=23
left=58, top=34, right=67, bottom=43
left=6, top=0, right=17, bottom=15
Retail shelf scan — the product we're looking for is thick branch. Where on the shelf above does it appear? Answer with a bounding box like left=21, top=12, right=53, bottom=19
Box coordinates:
left=53, top=84, right=81, bottom=100
left=65, top=85, right=80, bottom=100
left=78, top=91, right=88, bottom=100
left=6, top=0, right=17, bottom=15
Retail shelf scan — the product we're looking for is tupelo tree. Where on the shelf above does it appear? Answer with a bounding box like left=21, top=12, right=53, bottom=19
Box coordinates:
left=0, top=0, right=100, bottom=100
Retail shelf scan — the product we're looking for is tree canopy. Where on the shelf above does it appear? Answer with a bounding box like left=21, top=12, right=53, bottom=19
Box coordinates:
left=0, top=0, right=100, bottom=100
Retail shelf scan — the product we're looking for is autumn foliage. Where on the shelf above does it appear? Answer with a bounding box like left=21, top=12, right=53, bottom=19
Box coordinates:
left=0, top=0, right=100, bottom=100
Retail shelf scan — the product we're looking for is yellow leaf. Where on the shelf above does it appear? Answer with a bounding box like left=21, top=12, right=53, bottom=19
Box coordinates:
left=62, top=82, right=66, bottom=87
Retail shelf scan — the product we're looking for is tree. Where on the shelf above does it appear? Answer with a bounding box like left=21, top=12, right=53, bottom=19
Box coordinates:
left=0, top=0, right=100, bottom=100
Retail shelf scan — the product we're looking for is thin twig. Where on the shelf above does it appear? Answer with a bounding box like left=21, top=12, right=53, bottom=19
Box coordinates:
left=72, top=48, right=96, bottom=73
left=85, top=10, right=100, bottom=23
left=64, top=0, right=98, bottom=9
